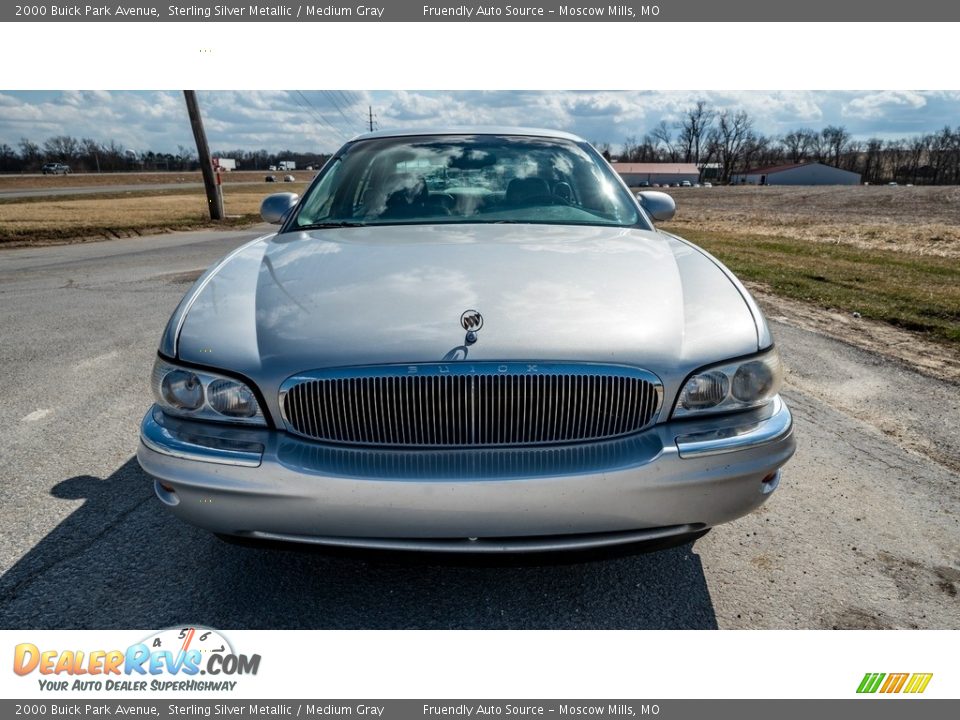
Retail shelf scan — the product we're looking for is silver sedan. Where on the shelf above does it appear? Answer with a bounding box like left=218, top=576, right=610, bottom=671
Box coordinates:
left=138, top=128, right=795, bottom=554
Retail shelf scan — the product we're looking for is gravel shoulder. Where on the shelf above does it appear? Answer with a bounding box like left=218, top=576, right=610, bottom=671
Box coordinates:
left=748, top=282, right=960, bottom=385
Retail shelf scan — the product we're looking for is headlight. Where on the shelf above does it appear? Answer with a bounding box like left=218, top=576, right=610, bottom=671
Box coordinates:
left=673, top=348, right=783, bottom=418
left=207, top=378, right=259, bottom=418
left=160, top=370, right=204, bottom=410
left=151, top=358, right=266, bottom=425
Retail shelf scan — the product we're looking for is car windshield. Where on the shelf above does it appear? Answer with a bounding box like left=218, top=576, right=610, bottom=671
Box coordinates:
left=290, top=134, right=645, bottom=229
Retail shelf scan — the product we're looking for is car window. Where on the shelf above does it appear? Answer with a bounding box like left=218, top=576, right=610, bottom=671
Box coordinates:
left=291, top=134, right=645, bottom=229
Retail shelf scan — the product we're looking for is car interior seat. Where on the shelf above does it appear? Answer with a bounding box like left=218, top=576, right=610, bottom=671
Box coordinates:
left=504, top=177, right=551, bottom=205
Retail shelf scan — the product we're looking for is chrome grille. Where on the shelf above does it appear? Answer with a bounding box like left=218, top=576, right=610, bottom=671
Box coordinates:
left=280, top=363, right=662, bottom=448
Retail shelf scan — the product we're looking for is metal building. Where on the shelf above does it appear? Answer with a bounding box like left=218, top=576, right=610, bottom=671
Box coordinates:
left=731, top=162, right=861, bottom=185
left=610, top=162, right=700, bottom=186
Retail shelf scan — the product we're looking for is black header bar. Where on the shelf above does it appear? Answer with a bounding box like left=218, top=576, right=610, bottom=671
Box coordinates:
left=4, top=1, right=959, bottom=22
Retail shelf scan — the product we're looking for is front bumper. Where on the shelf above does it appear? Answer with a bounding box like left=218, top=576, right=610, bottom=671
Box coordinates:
left=137, top=396, right=795, bottom=552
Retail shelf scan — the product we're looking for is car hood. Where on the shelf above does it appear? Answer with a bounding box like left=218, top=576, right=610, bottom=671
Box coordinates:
left=175, top=223, right=760, bottom=413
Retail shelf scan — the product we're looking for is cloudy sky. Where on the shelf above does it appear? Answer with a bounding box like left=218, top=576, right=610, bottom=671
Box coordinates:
left=1, top=90, right=958, bottom=155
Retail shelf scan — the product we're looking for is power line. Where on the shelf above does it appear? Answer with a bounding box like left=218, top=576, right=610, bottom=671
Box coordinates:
left=316, top=90, right=365, bottom=135
left=340, top=91, right=379, bottom=131
left=330, top=90, right=369, bottom=127
left=294, top=91, right=345, bottom=137
left=339, top=90, right=368, bottom=116
left=293, top=91, right=350, bottom=142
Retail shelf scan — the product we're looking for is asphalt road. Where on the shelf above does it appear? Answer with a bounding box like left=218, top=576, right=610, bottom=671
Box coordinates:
left=1, top=228, right=957, bottom=629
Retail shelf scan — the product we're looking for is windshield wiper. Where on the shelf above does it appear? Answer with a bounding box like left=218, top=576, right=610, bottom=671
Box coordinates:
left=295, top=221, right=366, bottom=230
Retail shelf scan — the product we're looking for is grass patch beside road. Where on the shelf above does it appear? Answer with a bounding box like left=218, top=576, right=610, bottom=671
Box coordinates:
left=0, top=183, right=307, bottom=244
left=0, top=170, right=315, bottom=191
left=668, top=226, right=960, bottom=348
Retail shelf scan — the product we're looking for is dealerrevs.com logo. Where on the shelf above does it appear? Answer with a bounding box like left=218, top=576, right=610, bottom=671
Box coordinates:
left=13, top=627, right=260, bottom=692
left=857, top=673, right=933, bottom=694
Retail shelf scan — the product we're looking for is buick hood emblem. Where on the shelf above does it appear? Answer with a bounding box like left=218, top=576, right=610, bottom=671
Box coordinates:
left=460, top=310, right=483, bottom=331
left=460, top=309, right=483, bottom=345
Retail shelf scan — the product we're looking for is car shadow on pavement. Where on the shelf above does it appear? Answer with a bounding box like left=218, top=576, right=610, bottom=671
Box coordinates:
left=0, top=457, right=718, bottom=629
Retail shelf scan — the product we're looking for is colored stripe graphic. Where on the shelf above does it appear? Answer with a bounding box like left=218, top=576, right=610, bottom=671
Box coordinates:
left=857, top=673, right=885, bottom=693
left=857, top=672, right=932, bottom=694
left=904, top=673, right=933, bottom=694
left=880, top=673, right=909, bottom=693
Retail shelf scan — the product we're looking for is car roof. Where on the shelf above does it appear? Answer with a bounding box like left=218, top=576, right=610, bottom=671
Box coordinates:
left=349, top=127, right=587, bottom=143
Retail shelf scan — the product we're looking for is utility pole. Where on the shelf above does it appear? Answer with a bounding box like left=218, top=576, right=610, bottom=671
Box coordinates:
left=368, top=105, right=375, bottom=132
left=183, top=90, right=224, bottom=221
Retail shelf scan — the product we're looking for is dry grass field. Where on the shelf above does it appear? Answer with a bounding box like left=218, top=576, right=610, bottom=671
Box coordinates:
left=662, top=185, right=960, bottom=259
left=0, top=170, right=316, bottom=191
left=0, top=183, right=308, bottom=243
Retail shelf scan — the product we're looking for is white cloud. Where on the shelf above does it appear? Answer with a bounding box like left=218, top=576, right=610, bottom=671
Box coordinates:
left=0, top=90, right=955, bottom=154
left=842, top=90, right=928, bottom=119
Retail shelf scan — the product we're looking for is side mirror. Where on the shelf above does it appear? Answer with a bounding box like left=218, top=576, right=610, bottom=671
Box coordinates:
left=260, top=192, right=299, bottom=225
left=636, top=190, right=676, bottom=222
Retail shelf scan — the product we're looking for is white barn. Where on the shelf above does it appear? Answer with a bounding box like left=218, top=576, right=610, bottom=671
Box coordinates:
left=732, top=162, right=860, bottom=186
left=611, top=162, right=700, bottom=186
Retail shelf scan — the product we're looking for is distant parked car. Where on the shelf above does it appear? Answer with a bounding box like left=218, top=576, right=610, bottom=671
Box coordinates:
left=703, top=182, right=713, bottom=187
left=41, top=163, right=70, bottom=175
left=138, top=128, right=795, bottom=556
left=680, top=180, right=692, bottom=187
left=283, top=175, right=296, bottom=183
left=265, top=175, right=276, bottom=182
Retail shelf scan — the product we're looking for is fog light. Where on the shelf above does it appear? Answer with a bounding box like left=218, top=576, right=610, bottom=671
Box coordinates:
left=154, top=479, right=180, bottom=507
left=760, top=470, right=781, bottom=494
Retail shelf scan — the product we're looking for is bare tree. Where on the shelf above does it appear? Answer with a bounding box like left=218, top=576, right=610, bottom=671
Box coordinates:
left=677, top=100, right=716, bottom=165
left=18, top=138, right=42, bottom=170
left=861, top=138, right=884, bottom=183
left=712, top=110, right=754, bottom=182
left=821, top=125, right=851, bottom=166
left=809, top=130, right=830, bottom=164
left=81, top=138, right=103, bottom=173
left=841, top=140, right=862, bottom=172
left=742, top=133, right=770, bottom=175
left=782, top=129, right=815, bottom=163
left=176, top=144, right=196, bottom=170
left=619, top=135, right=638, bottom=163
left=651, top=121, right=676, bottom=161
left=0, top=143, right=17, bottom=171
left=43, top=135, right=81, bottom=162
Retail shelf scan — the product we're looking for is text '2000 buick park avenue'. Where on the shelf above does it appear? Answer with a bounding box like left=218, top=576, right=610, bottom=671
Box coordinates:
left=137, top=128, right=796, bottom=554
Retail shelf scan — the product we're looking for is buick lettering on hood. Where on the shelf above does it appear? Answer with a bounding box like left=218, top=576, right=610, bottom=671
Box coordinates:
left=137, top=129, right=795, bottom=554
